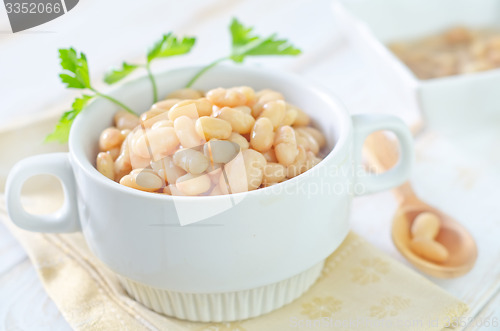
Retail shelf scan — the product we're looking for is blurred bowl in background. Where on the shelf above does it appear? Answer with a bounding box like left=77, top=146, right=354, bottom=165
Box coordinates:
left=332, top=0, right=500, bottom=136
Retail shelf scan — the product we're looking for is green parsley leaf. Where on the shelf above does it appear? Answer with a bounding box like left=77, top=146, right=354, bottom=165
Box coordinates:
left=185, top=18, right=301, bottom=87
left=230, top=18, right=258, bottom=50
left=229, top=18, right=301, bottom=62
left=59, top=73, right=86, bottom=89
left=59, top=48, right=79, bottom=72
left=147, top=33, right=196, bottom=63
left=45, top=95, right=93, bottom=143
left=44, top=114, right=73, bottom=144
left=58, top=48, right=92, bottom=89
left=104, top=62, right=139, bottom=84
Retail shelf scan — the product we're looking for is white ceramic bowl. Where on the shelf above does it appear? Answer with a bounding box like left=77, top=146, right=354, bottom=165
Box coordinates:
left=333, top=0, right=500, bottom=135
left=5, top=66, right=414, bottom=322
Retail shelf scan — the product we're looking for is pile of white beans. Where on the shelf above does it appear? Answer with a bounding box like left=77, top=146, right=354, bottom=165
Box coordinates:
left=95, top=87, right=327, bottom=196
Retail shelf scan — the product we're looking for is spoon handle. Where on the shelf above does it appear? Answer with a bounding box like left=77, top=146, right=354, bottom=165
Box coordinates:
left=364, top=131, right=419, bottom=203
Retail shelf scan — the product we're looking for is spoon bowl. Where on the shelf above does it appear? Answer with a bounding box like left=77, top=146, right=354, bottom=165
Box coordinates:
left=392, top=203, right=478, bottom=278
left=365, top=131, right=478, bottom=278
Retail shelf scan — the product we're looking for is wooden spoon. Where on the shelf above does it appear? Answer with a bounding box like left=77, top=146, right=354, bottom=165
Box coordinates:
left=364, top=131, right=477, bottom=278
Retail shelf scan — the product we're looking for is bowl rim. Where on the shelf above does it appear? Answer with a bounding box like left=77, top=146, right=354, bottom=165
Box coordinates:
left=69, top=65, right=353, bottom=202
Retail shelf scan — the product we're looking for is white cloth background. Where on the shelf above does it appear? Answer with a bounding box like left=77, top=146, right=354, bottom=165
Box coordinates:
left=1, top=0, right=499, bottom=329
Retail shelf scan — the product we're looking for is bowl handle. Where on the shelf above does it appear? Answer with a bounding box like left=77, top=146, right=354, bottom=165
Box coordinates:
left=5, top=153, right=81, bottom=232
left=351, top=114, right=414, bottom=196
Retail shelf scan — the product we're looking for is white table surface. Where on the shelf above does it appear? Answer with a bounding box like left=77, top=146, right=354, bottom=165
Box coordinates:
left=1, top=0, right=499, bottom=330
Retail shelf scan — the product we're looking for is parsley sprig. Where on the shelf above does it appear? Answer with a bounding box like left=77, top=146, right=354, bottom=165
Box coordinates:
left=104, top=33, right=196, bottom=103
left=185, top=18, right=301, bottom=87
left=46, top=48, right=136, bottom=143
left=47, top=19, right=301, bottom=144
left=45, top=95, right=93, bottom=143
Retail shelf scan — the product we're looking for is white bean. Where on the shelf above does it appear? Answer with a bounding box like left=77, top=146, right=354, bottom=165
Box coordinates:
left=151, top=157, right=186, bottom=184
left=176, top=173, right=211, bottom=196
left=152, top=99, right=181, bottom=110
left=410, top=237, right=449, bottom=263
left=96, top=152, right=115, bottom=180
left=243, top=149, right=267, bottom=190
left=140, top=108, right=169, bottom=128
left=259, top=100, right=286, bottom=129
left=195, top=116, right=232, bottom=140
left=217, top=107, right=255, bottom=134
left=228, top=132, right=249, bottom=150
left=250, top=118, right=274, bottom=153
left=262, top=162, right=286, bottom=185
left=262, top=149, right=278, bottom=163
left=411, top=212, right=441, bottom=239
left=120, top=171, right=163, bottom=192
left=282, top=108, right=298, bottom=126
left=287, top=103, right=310, bottom=126
left=114, top=110, right=140, bottom=130
left=152, top=120, right=174, bottom=130
left=107, top=148, right=120, bottom=161
left=173, top=148, right=209, bottom=175
left=99, top=127, right=124, bottom=151
left=274, top=126, right=298, bottom=166
left=174, top=116, right=204, bottom=148
left=252, top=90, right=284, bottom=117
left=204, top=140, right=240, bottom=164
left=297, top=126, right=326, bottom=149
left=295, top=128, right=319, bottom=154
left=114, top=134, right=132, bottom=181
left=166, top=88, right=203, bottom=100
left=206, top=87, right=251, bottom=107
left=133, top=127, right=179, bottom=160
left=286, top=146, right=307, bottom=178
left=305, top=151, right=322, bottom=170
left=219, top=152, right=247, bottom=194
left=169, top=98, right=212, bottom=121
left=135, top=170, right=165, bottom=190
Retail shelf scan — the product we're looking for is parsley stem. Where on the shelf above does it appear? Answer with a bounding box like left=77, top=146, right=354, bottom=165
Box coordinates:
left=185, top=57, right=228, bottom=88
left=146, top=63, right=159, bottom=103
left=92, top=89, right=137, bottom=115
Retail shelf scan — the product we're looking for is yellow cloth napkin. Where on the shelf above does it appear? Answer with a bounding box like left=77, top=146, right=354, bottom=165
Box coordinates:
left=0, top=113, right=467, bottom=331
